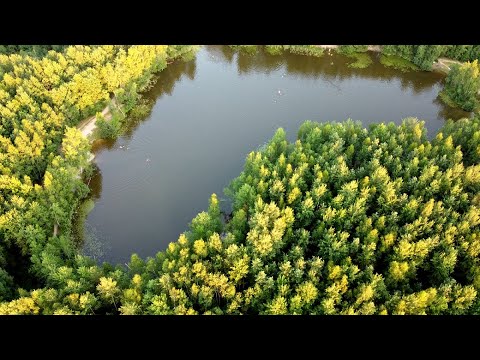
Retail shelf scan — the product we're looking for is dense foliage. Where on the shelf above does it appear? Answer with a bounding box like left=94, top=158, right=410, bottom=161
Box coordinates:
left=441, top=60, right=480, bottom=112
left=379, top=54, right=420, bottom=72
left=0, top=45, right=199, bottom=300
left=441, top=45, right=480, bottom=62
left=264, top=45, right=324, bottom=57
left=337, top=45, right=369, bottom=55
left=229, top=45, right=259, bottom=55
left=345, top=53, right=373, bottom=69
left=0, top=46, right=68, bottom=58
left=1, top=45, right=480, bottom=314
left=382, top=45, right=445, bottom=71
left=382, top=45, right=480, bottom=71
left=1, top=116, right=480, bottom=314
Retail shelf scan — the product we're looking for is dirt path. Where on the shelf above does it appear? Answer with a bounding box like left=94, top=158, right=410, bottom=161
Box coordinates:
left=317, top=45, right=339, bottom=50
left=77, top=102, right=113, bottom=140
left=432, top=57, right=463, bottom=73
left=77, top=96, right=122, bottom=137
left=367, top=45, right=382, bottom=52
left=75, top=97, right=119, bottom=166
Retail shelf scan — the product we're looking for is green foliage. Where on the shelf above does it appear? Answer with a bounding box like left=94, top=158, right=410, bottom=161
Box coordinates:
left=128, top=98, right=153, bottom=120
left=0, top=45, right=68, bottom=58
left=412, top=45, right=444, bottom=70
left=2, top=44, right=480, bottom=315
left=380, top=54, right=420, bottom=72
left=441, top=60, right=480, bottom=112
left=229, top=46, right=259, bottom=55
left=0, top=268, right=13, bottom=302
left=438, top=90, right=458, bottom=108
left=0, top=45, right=199, bottom=295
left=380, top=45, right=480, bottom=71
left=264, top=45, right=284, bottom=56
left=275, top=45, right=324, bottom=57
left=338, top=45, right=368, bottom=55
left=167, top=45, right=201, bottom=62
left=95, top=113, right=122, bottom=140
left=442, top=45, right=480, bottom=62
left=382, top=45, right=443, bottom=71
left=263, top=45, right=324, bottom=57
left=4, top=116, right=480, bottom=315
left=346, top=52, right=373, bottom=69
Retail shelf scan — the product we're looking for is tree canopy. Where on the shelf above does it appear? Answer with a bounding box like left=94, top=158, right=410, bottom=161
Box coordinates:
left=1, top=116, right=479, bottom=314
left=0, top=45, right=479, bottom=314
left=0, top=45, right=199, bottom=301
left=442, top=60, right=480, bottom=112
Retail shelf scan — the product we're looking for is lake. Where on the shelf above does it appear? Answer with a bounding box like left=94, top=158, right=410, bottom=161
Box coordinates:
left=77, top=45, right=470, bottom=264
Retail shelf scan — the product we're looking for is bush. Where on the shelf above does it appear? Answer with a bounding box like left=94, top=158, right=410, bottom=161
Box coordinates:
left=442, top=45, right=480, bottom=62
left=346, top=52, right=373, bottom=69
left=380, top=54, right=419, bottom=72
left=263, top=45, right=324, bottom=57
left=338, top=45, right=369, bottom=55
left=229, top=45, right=258, bottom=55
left=382, top=45, right=444, bottom=71
left=442, top=60, right=480, bottom=112
left=96, top=113, right=122, bottom=140
left=283, top=45, right=324, bottom=57
left=264, top=45, right=284, bottom=56
left=128, top=99, right=153, bottom=120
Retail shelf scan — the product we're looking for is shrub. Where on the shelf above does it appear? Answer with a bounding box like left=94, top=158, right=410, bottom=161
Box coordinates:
left=441, top=60, right=480, bottom=112
left=96, top=113, right=122, bottom=140
left=380, top=54, right=419, bottom=72
left=338, top=45, right=369, bottom=55
left=346, top=52, right=373, bottom=69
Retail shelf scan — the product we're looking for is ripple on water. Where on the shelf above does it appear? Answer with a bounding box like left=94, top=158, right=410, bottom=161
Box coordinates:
left=83, top=45, right=471, bottom=264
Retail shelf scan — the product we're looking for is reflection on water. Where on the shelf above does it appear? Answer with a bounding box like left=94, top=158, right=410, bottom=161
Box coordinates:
left=81, top=223, right=112, bottom=262
left=78, top=45, right=471, bottom=264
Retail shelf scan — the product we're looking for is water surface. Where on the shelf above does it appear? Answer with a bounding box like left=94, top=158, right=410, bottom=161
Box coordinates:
left=79, top=46, right=469, bottom=264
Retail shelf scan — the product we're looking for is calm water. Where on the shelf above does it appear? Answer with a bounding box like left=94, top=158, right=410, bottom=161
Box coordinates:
left=79, top=45, right=470, bottom=264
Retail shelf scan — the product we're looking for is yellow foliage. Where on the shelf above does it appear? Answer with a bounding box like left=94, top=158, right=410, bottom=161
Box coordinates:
left=193, top=239, right=208, bottom=257
left=0, top=297, right=40, bottom=315
left=96, top=277, right=119, bottom=300
left=207, top=233, right=223, bottom=253
left=268, top=296, right=288, bottom=314
left=296, top=281, right=318, bottom=304
left=229, top=255, right=250, bottom=283
left=389, top=261, right=409, bottom=281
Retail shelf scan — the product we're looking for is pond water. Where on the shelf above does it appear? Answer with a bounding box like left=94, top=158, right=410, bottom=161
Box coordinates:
left=78, top=45, right=470, bottom=264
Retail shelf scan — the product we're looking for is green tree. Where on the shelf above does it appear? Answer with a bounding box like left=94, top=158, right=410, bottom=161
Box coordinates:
left=442, top=60, right=480, bottom=111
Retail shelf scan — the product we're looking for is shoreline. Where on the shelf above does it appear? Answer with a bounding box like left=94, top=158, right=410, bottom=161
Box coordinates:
left=316, top=45, right=462, bottom=74
left=77, top=101, right=114, bottom=140
left=75, top=46, right=469, bottom=161
left=76, top=98, right=117, bottom=164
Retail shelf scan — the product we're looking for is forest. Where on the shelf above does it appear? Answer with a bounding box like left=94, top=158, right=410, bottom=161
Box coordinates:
left=0, top=45, right=479, bottom=314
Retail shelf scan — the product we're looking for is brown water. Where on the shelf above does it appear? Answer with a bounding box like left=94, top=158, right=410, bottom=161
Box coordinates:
left=78, top=45, right=470, bottom=264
